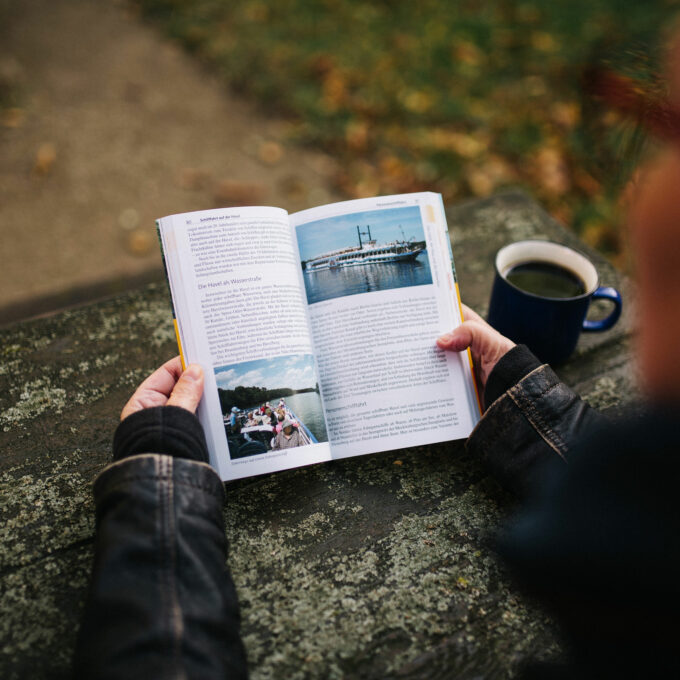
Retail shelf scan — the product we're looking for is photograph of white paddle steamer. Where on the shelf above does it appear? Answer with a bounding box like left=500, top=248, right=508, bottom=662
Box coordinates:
left=305, top=224, right=424, bottom=271
left=297, top=205, right=432, bottom=304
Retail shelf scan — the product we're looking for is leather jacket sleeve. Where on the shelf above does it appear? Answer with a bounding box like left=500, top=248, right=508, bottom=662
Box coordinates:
left=73, top=409, right=248, bottom=680
left=466, top=345, right=606, bottom=498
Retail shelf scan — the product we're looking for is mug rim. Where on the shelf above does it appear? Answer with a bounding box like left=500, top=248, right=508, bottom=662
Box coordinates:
left=495, top=239, right=600, bottom=301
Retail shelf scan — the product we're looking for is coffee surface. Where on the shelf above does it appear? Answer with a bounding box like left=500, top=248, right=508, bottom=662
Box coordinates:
left=504, top=261, right=586, bottom=298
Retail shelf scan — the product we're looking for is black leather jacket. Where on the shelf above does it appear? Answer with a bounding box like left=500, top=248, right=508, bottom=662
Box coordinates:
left=470, top=347, right=680, bottom=678
left=73, top=407, right=248, bottom=680
left=466, top=344, right=604, bottom=497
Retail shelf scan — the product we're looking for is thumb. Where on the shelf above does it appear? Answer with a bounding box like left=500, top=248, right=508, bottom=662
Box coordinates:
left=436, top=322, right=480, bottom=353
left=437, top=320, right=515, bottom=374
left=167, top=363, right=204, bottom=413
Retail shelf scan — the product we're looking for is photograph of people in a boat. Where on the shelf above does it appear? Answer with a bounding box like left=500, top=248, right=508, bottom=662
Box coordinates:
left=296, top=205, right=432, bottom=304
left=215, top=354, right=328, bottom=459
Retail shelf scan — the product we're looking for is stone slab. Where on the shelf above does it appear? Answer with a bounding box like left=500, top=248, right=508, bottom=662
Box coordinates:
left=0, top=191, right=635, bottom=679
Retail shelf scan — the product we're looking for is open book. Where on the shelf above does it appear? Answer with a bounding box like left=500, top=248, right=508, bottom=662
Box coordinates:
left=157, top=192, right=480, bottom=481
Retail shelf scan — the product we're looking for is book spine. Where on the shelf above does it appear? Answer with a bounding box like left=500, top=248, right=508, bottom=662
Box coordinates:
left=156, top=220, right=187, bottom=370
left=438, top=195, right=482, bottom=416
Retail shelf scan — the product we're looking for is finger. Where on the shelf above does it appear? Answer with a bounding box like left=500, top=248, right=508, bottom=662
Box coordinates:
left=166, top=363, right=204, bottom=413
left=121, top=356, right=184, bottom=420
left=460, top=304, right=485, bottom=325
left=134, top=356, right=183, bottom=399
left=438, top=320, right=514, bottom=359
left=437, top=323, right=475, bottom=352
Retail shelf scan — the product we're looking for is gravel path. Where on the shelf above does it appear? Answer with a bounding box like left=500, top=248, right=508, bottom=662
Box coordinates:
left=0, top=0, right=339, bottom=324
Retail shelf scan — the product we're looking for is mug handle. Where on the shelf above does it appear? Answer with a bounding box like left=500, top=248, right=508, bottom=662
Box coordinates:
left=582, top=286, right=622, bottom=332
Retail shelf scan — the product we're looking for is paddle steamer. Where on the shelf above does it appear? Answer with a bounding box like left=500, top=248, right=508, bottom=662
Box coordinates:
left=305, top=225, right=424, bottom=272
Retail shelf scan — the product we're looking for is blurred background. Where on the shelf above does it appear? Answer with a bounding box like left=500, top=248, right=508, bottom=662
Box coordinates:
left=1, top=0, right=677, bottom=325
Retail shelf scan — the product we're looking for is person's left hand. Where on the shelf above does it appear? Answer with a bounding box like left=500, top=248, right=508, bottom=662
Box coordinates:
left=121, top=356, right=204, bottom=421
left=437, top=304, right=515, bottom=394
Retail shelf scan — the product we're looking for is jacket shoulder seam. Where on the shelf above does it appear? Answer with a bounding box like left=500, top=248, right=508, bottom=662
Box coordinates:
left=508, top=382, right=568, bottom=460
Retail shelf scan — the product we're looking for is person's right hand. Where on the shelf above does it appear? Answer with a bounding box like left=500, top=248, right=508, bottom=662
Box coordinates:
left=121, top=356, right=204, bottom=421
left=437, top=304, right=515, bottom=394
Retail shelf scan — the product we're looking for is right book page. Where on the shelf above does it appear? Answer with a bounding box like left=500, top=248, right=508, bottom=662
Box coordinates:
left=291, top=192, right=481, bottom=460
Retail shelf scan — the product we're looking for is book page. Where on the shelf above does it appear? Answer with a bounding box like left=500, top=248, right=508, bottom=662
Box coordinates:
left=158, top=206, right=331, bottom=480
left=290, top=193, right=480, bottom=460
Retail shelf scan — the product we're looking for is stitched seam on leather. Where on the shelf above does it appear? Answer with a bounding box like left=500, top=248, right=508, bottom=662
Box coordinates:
left=97, top=476, right=223, bottom=498
left=94, top=456, right=222, bottom=501
left=468, top=363, right=548, bottom=434
left=162, top=457, right=187, bottom=680
left=479, top=363, right=549, bottom=414
left=508, top=383, right=567, bottom=460
left=156, top=458, right=171, bottom=676
left=94, top=453, right=217, bottom=483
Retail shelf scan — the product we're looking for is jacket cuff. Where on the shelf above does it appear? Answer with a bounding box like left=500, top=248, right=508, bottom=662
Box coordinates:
left=113, top=406, right=209, bottom=463
left=484, top=344, right=543, bottom=408
left=466, top=363, right=569, bottom=497
left=94, top=453, right=223, bottom=507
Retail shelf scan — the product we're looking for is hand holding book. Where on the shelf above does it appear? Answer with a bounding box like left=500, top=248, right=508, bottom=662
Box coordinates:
left=436, top=304, right=515, bottom=398
left=120, top=357, right=205, bottom=421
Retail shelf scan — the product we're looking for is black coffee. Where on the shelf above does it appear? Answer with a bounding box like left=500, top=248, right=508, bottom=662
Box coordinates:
left=505, top=260, right=586, bottom=298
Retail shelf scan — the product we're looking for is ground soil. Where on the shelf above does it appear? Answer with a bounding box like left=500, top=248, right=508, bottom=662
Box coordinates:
left=0, top=0, right=340, bottom=325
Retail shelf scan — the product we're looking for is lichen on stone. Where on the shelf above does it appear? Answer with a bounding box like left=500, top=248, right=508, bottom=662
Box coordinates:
left=1, top=377, right=68, bottom=430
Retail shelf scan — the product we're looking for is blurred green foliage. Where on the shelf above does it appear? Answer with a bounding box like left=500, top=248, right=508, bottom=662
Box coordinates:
left=134, top=0, right=680, bottom=259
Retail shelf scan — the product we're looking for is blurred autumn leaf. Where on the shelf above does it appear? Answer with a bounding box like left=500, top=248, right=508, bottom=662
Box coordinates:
left=132, top=0, right=680, bottom=258
left=33, top=142, right=57, bottom=176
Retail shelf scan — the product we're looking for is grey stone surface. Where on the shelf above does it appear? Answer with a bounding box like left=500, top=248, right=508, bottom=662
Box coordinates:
left=0, top=191, right=635, bottom=679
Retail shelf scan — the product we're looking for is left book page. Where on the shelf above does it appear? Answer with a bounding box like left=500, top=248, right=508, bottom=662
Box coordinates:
left=157, top=206, right=332, bottom=481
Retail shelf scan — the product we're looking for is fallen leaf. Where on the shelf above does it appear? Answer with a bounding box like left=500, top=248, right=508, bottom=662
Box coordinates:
left=426, top=129, right=486, bottom=158
left=345, top=120, right=369, bottom=151
left=126, top=229, right=153, bottom=256
left=321, top=69, right=347, bottom=111
left=453, top=41, right=483, bottom=67
left=33, top=142, right=57, bottom=176
left=532, top=146, right=571, bottom=196
left=258, top=141, right=283, bottom=165
left=531, top=32, right=558, bottom=52
left=551, top=101, right=580, bottom=128
left=2, top=107, right=24, bottom=128
left=402, top=89, right=434, bottom=114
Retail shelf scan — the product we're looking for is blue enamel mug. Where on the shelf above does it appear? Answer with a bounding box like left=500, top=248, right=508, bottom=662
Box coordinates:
left=486, top=240, right=622, bottom=365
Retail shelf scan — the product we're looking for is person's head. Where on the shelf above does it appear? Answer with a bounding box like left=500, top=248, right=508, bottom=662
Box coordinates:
left=281, top=418, right=294, bottom=436
left=625, top=38, right=680, bottom=403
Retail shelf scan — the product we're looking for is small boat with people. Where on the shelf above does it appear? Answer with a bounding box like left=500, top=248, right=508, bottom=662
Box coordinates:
left=305, top=225, right=424, bottom=272
left=224, top=399, right=318, bottom=459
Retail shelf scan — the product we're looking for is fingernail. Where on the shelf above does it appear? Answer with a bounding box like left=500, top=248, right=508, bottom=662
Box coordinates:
left=184, top=363, right=203, bottom=381
left=437, top=333, right=453, bottom=344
